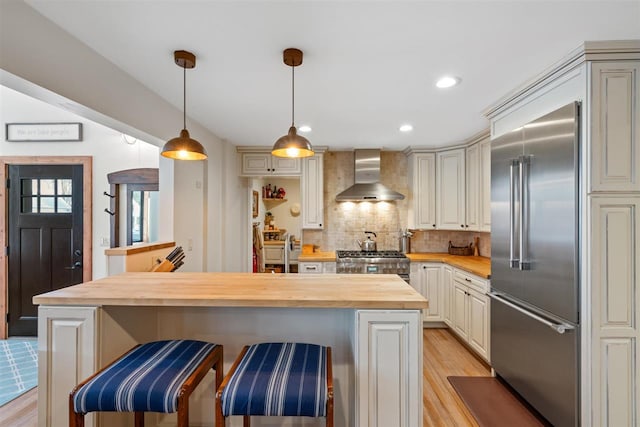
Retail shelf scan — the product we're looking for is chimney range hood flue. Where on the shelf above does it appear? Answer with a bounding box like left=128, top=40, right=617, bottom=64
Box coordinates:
left=335, top=149, right=405, bottom=202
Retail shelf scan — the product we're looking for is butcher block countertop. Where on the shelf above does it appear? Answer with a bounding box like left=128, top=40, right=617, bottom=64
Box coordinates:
left=33, top=272, right=428, bottom=309
left=407, top=253, right=491, bottom=279
left=298, top=251, right=336, bottom=262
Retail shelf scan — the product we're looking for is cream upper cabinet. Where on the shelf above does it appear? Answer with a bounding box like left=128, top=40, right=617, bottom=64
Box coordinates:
left=301, top=153, right=324, bottom=229
left=590, top=62, right=640, bottom=192
left=241, top=152, right=301, bottom=176
left=465, top=143, right=480, bottom=230
left=436, top=149, right=466, bottom=230
left=408, top=153, right=436, bottom=229
left=479, top=136, right=492, bottom=231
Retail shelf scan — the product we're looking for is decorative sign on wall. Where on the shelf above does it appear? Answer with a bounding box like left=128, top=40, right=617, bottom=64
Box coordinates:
left=5, top=123, right=83, bottom=142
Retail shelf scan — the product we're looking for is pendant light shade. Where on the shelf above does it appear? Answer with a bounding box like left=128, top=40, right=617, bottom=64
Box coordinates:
left=271, top=48, right=314, bottom=158
left=161, top=50, right=207, bottom=161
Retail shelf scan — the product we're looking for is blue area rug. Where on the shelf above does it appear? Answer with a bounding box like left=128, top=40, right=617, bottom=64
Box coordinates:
left=0, top=339, right=38, bottom=407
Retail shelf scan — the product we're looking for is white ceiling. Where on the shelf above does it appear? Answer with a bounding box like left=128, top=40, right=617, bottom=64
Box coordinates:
left=25, top=1, right=640, bottom=150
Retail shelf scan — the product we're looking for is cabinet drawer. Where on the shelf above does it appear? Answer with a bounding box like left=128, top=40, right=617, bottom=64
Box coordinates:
left=299, top=262, right=322, bottom=273
left=264, top=246, right=284, bottom=263
left=454, top=269, right=488, bottom=293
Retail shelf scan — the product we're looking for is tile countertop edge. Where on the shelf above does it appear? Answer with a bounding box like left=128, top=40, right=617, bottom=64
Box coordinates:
left=406, top=253, right=491, bottom=279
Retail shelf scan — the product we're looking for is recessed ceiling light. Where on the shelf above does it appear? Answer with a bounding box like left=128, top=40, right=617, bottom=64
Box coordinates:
left=436, top=76, right=461, bottom=88
left=299, top=125, right=312, bottom=133
left=399, top=124, right=413, bottom=133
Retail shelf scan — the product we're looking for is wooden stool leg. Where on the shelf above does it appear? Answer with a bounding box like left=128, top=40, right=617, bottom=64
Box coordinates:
left=69, top=412, right=84, bottom=427
left=177, top=396, right=189, bottom=427
left=326, top=347, right=334, bottom=427
left=243, top=415, right=251, bottom=427
left=134, top=412, right=144, bottom=427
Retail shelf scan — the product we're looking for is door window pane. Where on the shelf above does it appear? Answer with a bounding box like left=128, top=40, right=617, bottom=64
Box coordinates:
left=21, top=179, right=37, bottom=196
left=57, top=179, right=72, bottom=195
left=40, top=179, right=55, bottom=195
left=22, top=197, right=37, bottom=213
left=58, top=197, right=72, bottom=213
left=40, top=197, right=55, bottom=213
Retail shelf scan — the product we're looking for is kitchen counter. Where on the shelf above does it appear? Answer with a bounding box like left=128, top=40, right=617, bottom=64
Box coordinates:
left=298, top=250, right=336, bottom=261
left=33, top=272, right=427, bottom=309
left=263, top=240, right=285, bottom=246
left=407, top=253, right=491, bottom=279
left=35, top=272, right=426, bottom=427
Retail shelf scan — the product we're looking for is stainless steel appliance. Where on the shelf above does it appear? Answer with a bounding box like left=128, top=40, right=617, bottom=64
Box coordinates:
left=335, top=149, right=405, bottom=201
left=336, top=250, right=410, bottom=282
left=490, top=102, right=580, bottom=427
left=356, top=231, right=378, bottom=252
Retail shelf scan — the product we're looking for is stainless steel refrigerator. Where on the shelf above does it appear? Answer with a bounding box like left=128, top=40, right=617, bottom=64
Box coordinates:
left=490, top=102, right=580, bottom=427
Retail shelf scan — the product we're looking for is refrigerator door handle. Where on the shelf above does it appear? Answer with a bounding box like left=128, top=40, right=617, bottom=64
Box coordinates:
left=488, top=292, right=575, bottom=334
left=519, top=156, right=531, bottom=270
left=509, top=159, right=520, bottom=268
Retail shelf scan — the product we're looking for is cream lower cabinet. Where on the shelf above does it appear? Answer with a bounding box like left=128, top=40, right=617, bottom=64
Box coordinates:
left=38, top=306, right=99, bottom=427
left=590, top=196, right=639, bottom=426
left=442, top=265, right=454, bottom=327
left=409, top=262, right=442, bottom=323
left=355, top=310, right=423, bottom=427
left=298, top=261, right=335, bottom=273
left=449, top=268, right=490, bottom=362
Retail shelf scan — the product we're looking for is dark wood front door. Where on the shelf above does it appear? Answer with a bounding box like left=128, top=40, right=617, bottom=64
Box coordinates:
left=8, top=165, right=83, bottom=336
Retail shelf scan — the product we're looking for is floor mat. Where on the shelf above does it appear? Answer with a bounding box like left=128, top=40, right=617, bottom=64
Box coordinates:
left=0, top=339, right=38, bottom=407
left=448, top=376, right=549, bottom=427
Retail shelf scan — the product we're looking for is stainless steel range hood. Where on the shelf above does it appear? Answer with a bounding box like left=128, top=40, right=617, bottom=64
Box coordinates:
left=335, top=149, right=405, bottom=202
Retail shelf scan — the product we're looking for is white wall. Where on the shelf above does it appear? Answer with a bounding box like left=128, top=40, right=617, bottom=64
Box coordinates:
left=0, top=0, right=248, bottom=274
left=0, top=86, right=160, bottom=279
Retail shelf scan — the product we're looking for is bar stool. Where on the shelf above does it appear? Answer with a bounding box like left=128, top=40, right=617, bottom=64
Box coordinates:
left=69, top=339, right=223, bottom=427
left=216, top=342, right=333, bottom=426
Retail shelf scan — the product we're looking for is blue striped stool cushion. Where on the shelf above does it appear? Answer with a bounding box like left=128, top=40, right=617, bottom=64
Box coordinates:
left=73, top=340, right=218, bottom=414
left=221, top=342, right=328, bottom=417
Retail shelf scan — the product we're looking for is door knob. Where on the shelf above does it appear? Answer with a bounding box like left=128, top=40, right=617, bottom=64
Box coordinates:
left=74, top=249, right=82, bottom=257
left=65, top=261, right=82, bottom=270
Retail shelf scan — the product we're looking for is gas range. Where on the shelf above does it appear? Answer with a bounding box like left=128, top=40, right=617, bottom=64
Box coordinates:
left=336, top=250, right=410, bottom=281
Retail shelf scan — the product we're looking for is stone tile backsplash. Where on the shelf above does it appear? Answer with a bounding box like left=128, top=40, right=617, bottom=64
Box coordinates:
left=302, top=150, right=491, bottom=257
left=410, top=230, right=491, bottom=257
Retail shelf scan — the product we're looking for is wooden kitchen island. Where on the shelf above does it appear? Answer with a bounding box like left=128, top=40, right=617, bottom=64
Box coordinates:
left=33, top=273, right=428, bottom=427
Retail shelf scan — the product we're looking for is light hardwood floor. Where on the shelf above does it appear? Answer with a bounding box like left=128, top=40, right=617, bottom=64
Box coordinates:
left=0, top=328, right=489, bottom=427
left=423, top=328, right=491, bottom=426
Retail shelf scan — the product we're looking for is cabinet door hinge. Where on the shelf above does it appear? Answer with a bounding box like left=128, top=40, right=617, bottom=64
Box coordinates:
left=4, top=246, right=8, bottom=257
left=5, top=178, right=9, bottom=189
left=6, top=313, right=9, bottom=324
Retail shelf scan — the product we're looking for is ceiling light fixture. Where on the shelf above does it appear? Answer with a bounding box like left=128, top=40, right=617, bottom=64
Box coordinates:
left=436, top=76, right=461, bottom=89
left=161, top=50, right=207, bottom=161
left=399, top=124, right=413, bottom=133
left=271, top=48, right=314, bottom=158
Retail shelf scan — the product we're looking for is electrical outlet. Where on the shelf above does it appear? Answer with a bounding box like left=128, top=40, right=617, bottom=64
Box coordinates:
left=100, top=237, right=110, bottom=247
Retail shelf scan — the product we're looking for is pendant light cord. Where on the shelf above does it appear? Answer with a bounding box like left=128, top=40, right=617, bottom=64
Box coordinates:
left=291, top=65, right=295, bottom=127
left=183, top=65, right=187, bottom=130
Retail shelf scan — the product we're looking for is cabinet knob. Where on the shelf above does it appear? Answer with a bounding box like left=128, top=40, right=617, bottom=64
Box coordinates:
left=432, top=224, right=436, bottom=227
left=465, top=225, right=469, bottom=228
left=465, top=278, right=471, bottom=282
left=460, top=224, right=464, bottom=228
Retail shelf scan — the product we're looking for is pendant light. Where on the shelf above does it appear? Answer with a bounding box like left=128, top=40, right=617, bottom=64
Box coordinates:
left=161, top=50, right=207, bottom=160
left=271, top=48, right=314, bottom=158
